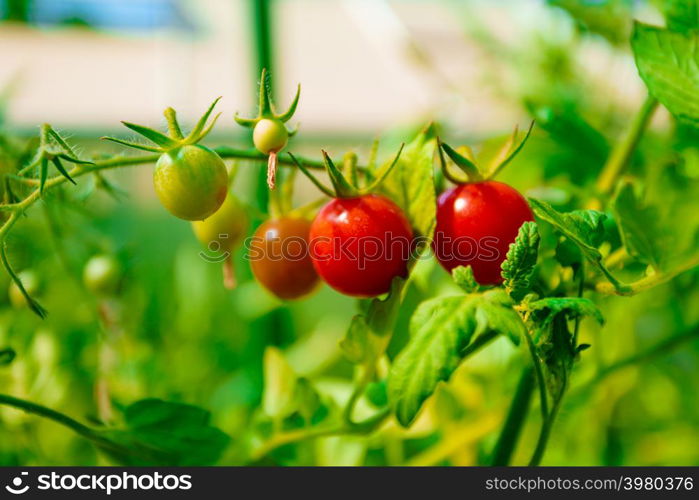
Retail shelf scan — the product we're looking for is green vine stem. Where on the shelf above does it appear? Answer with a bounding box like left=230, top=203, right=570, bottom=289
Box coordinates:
left=523, top=327, right=549, bottom=421
left=342, top=364, right=376, bottom=427
left=594, top=253, right=699, bottom=296
left=0, top=147, right=345, bottom=242
left=251, top=408, right=390, bottom=462
left=595, top=95, right=658, bottom=197
left=0, top=393, right=102, bottom=443
left=572, top=324, right=699, bottom=398
left=528, top=382, right=565, bottom=466
left=490, top=366, right=535, bottom=465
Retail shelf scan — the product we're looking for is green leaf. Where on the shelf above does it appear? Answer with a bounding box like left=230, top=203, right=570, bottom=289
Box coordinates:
left=612, top=181, right=666, bottom=269
left=440, top=141, right=482, bottom=181
left=120, top=121, right=177, bottom=148
left=501, top=221, right=540, bottom=300
left=529, top=198, right=606, bottom=263
left=388, top=290, right=526, bottom=427
left=99, top=399, right=230, bottom=466
left=486, top=121, right=535, bottom=179
left=632, top=23, right=699, bottom=126
left=381, top=124, right=438, bottom=237
left=322, top=150, right=357, bottom=198
left=277, top=84, right=301, bottom=123
left=539, top=314, right=576, bottom=402
left=660, top=0, right=699, bottom=33
left=51, top=158, right=77, bottom=185
left=363, top=144, right=404, bottom=193
left=0, top=347, right=16, bottom=366
left=340, top=277, right=405, bottom=364
left=0, top=244, right=47, bottom=319
left=258, top=68, right=273, bottom=117
left=260, top=349, right=326, bottom=425
left=186, top=97, right=222, bottom=142
left=525, top=296, right=604, bottom=327
left=452, top=266, right=479, bottom=293
left=366, top=380, right=388, bottom=408
left=262, top=346, right=297, bottom=419
left=47, top=127, right=88, bottom=162
left=555, top=237, right=583, bottom=269
left=294, top=377, right=322, bottom=423
left=101, top=136, right=162, bottom=153
left=530, top=105, right=610, bottom=181
left=39, top=157, right=48, bottom=194
left=549, top=0, right=632, bottom=45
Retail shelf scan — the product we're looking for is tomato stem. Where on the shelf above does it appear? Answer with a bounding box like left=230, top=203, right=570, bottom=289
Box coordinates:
left=266, top=151, right=278, bottom=189
left=0, top=393, right=100, bottom=442
left=164, top=107, right=184, bottom=140
left=490, top=366, right=535, bottom=465
left=596, top=95, right=658, bottom=196
left=523, top=326, right=549, bottom=421
left=595, top=253, right=699, bottom=296
left=222, top=255, right=236, bottom=290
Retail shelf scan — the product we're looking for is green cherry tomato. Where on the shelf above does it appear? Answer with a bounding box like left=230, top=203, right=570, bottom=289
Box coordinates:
left=253, top=119, right=288, bottom=154
left=83, top=255, right=121, bottom=296
left=153, top=145, right=228, bottom=221
left=8, top=270, right=40, bottom=309
left=192, top=193, right=249, bottom=252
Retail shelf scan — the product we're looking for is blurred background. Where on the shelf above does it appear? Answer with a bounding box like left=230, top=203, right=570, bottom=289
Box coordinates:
left=1, top=0, right=698, bottom=466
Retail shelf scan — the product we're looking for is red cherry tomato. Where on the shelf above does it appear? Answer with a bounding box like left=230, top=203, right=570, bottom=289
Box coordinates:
left=250, top=217, right=319, bottom=300
left=433, top=180, right=533, bottom=285
left=309, top=194, right=413, bottom=297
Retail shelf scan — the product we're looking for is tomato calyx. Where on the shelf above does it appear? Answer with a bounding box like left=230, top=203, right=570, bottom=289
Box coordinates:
left=101, top=98, right=222, bottom=153
left=438, top=120, right=535, bottom=184
left=234, top=69, right=300, bottom=190
left=21, top=124, right=94, bottom=195
left=289, top=144, right=404, bottom=199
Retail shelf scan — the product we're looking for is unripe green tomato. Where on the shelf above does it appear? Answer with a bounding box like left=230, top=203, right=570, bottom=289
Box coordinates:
left=153, top=145, right=228, bottom=221
left=253, top=119, right=288, bottom=154
left=9, top=270, right=40, bottom=308
left=192, top=193, right=249, bottom=252
left=83, top=255, right=121, bottom=295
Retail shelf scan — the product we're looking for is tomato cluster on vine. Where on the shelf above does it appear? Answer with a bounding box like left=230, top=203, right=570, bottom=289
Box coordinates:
left=88, top=69, right=534, bottom=303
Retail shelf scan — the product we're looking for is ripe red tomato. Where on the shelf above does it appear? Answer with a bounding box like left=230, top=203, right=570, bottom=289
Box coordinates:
left=433, top=181, right=533, bottom=285
left=309, top=194, right=413, bottom=297
left=250, top=217, right=319, bottom=300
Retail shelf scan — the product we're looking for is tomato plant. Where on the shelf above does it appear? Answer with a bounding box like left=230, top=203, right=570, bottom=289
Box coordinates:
left=1, top=4, right=699, bottom=469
